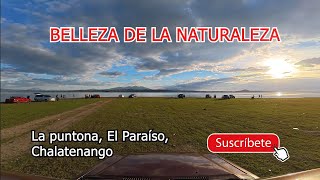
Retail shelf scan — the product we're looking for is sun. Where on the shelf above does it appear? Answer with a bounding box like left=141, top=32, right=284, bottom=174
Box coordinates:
left=264, top=59, right=296, bottom=78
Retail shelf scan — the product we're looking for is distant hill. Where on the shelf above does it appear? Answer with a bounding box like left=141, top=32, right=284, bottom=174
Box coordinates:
left=105, top=86, right=153, bottom=92
left=237, top=89, right=251, bottom=92
left=26, top=88, right=43, bottom=91
left=0, top=87, right=271, bottom=93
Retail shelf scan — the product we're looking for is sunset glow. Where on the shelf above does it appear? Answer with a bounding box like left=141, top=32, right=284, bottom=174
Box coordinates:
left=264, top=59, right=296, bottom=79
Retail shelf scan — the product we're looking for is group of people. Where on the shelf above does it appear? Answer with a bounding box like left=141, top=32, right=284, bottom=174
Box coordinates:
left=55, top=94, right=76, bottom=100
left=251, top=94, right=263, bottom=99
left=85, top=94, right=93, bottom=98
left=55, top=94, right=64, bottom=101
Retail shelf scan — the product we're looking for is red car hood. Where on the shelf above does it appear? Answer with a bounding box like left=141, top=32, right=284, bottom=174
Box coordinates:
left=79, top=153, right=258, bottom=180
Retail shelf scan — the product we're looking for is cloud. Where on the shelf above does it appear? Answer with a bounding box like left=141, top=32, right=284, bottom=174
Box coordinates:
left=1, top=21, right=123, bottom=76
left=99, top=71, right=124, bottom=77
left=0, top=17, right=6, bottom=23
left=1, top=41, right=86, bottom=75
left=171, top=75, right=320, bottom=91
left=171, top=77, right=236, bottom=90
left=295, top=57, right=320, bottom=67
left=223, top=67, right=268, bottom=73
left=190, top=0, right=320, bottom=36
left=1, top=74, right=107, bottom=90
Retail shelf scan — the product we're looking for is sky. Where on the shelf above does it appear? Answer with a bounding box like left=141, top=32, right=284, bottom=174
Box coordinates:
left=1, top=0, right=320, bottom=91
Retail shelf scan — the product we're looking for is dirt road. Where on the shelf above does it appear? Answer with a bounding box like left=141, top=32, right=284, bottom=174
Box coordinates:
left=1, top=99, right=111, bottom=162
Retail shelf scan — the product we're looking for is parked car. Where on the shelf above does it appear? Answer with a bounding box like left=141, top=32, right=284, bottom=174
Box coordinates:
left=34, top=94, right=56, bottom=102
left=178, top=94, right=185, bottom=98
left=119, top=94, right=125, bottom=98
left=5, top=96, right=32, bottom=103
left=221, top=95, right=230, bottom=99
left=129, top=94, right=136, bottom=98
left=91, top=94, right=101, bottom=98
left=229, top=95, right=235, bottom=98
left=205, top=94, right=212, bottom=98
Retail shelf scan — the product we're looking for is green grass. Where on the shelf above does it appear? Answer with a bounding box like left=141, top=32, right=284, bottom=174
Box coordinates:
left=0, top=98, right=101, bottom=129
left=2, top=98, right=320, bottom=179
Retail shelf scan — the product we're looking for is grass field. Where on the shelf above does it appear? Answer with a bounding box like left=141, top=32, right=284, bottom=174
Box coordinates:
left=0, top=98, right=101, bottom=129
left=1, top=98, right=320, bottom=179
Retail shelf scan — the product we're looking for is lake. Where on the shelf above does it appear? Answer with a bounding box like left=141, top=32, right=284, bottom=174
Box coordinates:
left=1, top=91, right=319, bottom=102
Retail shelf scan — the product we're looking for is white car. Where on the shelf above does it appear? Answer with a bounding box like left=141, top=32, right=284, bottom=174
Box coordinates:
left=34, top=94, right=56, bottom=102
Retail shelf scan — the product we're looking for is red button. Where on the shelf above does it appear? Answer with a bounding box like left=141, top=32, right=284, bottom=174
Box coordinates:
left=207, top=133, right=280, bottom=153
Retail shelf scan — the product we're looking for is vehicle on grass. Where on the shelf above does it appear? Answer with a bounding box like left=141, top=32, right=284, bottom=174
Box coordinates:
left=205, top=94, right=212, bottom=98
left=229, top=95, right=235, bottom=98
left=129, top=94, right=136, bottom=98
left=34, top=94, right=56, bottom=102
left=221, top=95, right=230, bottom=99
left=178, top=94, right=186, bottom=98
left=91, top=94, right=101, bottom=98
left=5, top=96, right=32, bottom=103
left=119, top=94, right=125, bottom=98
